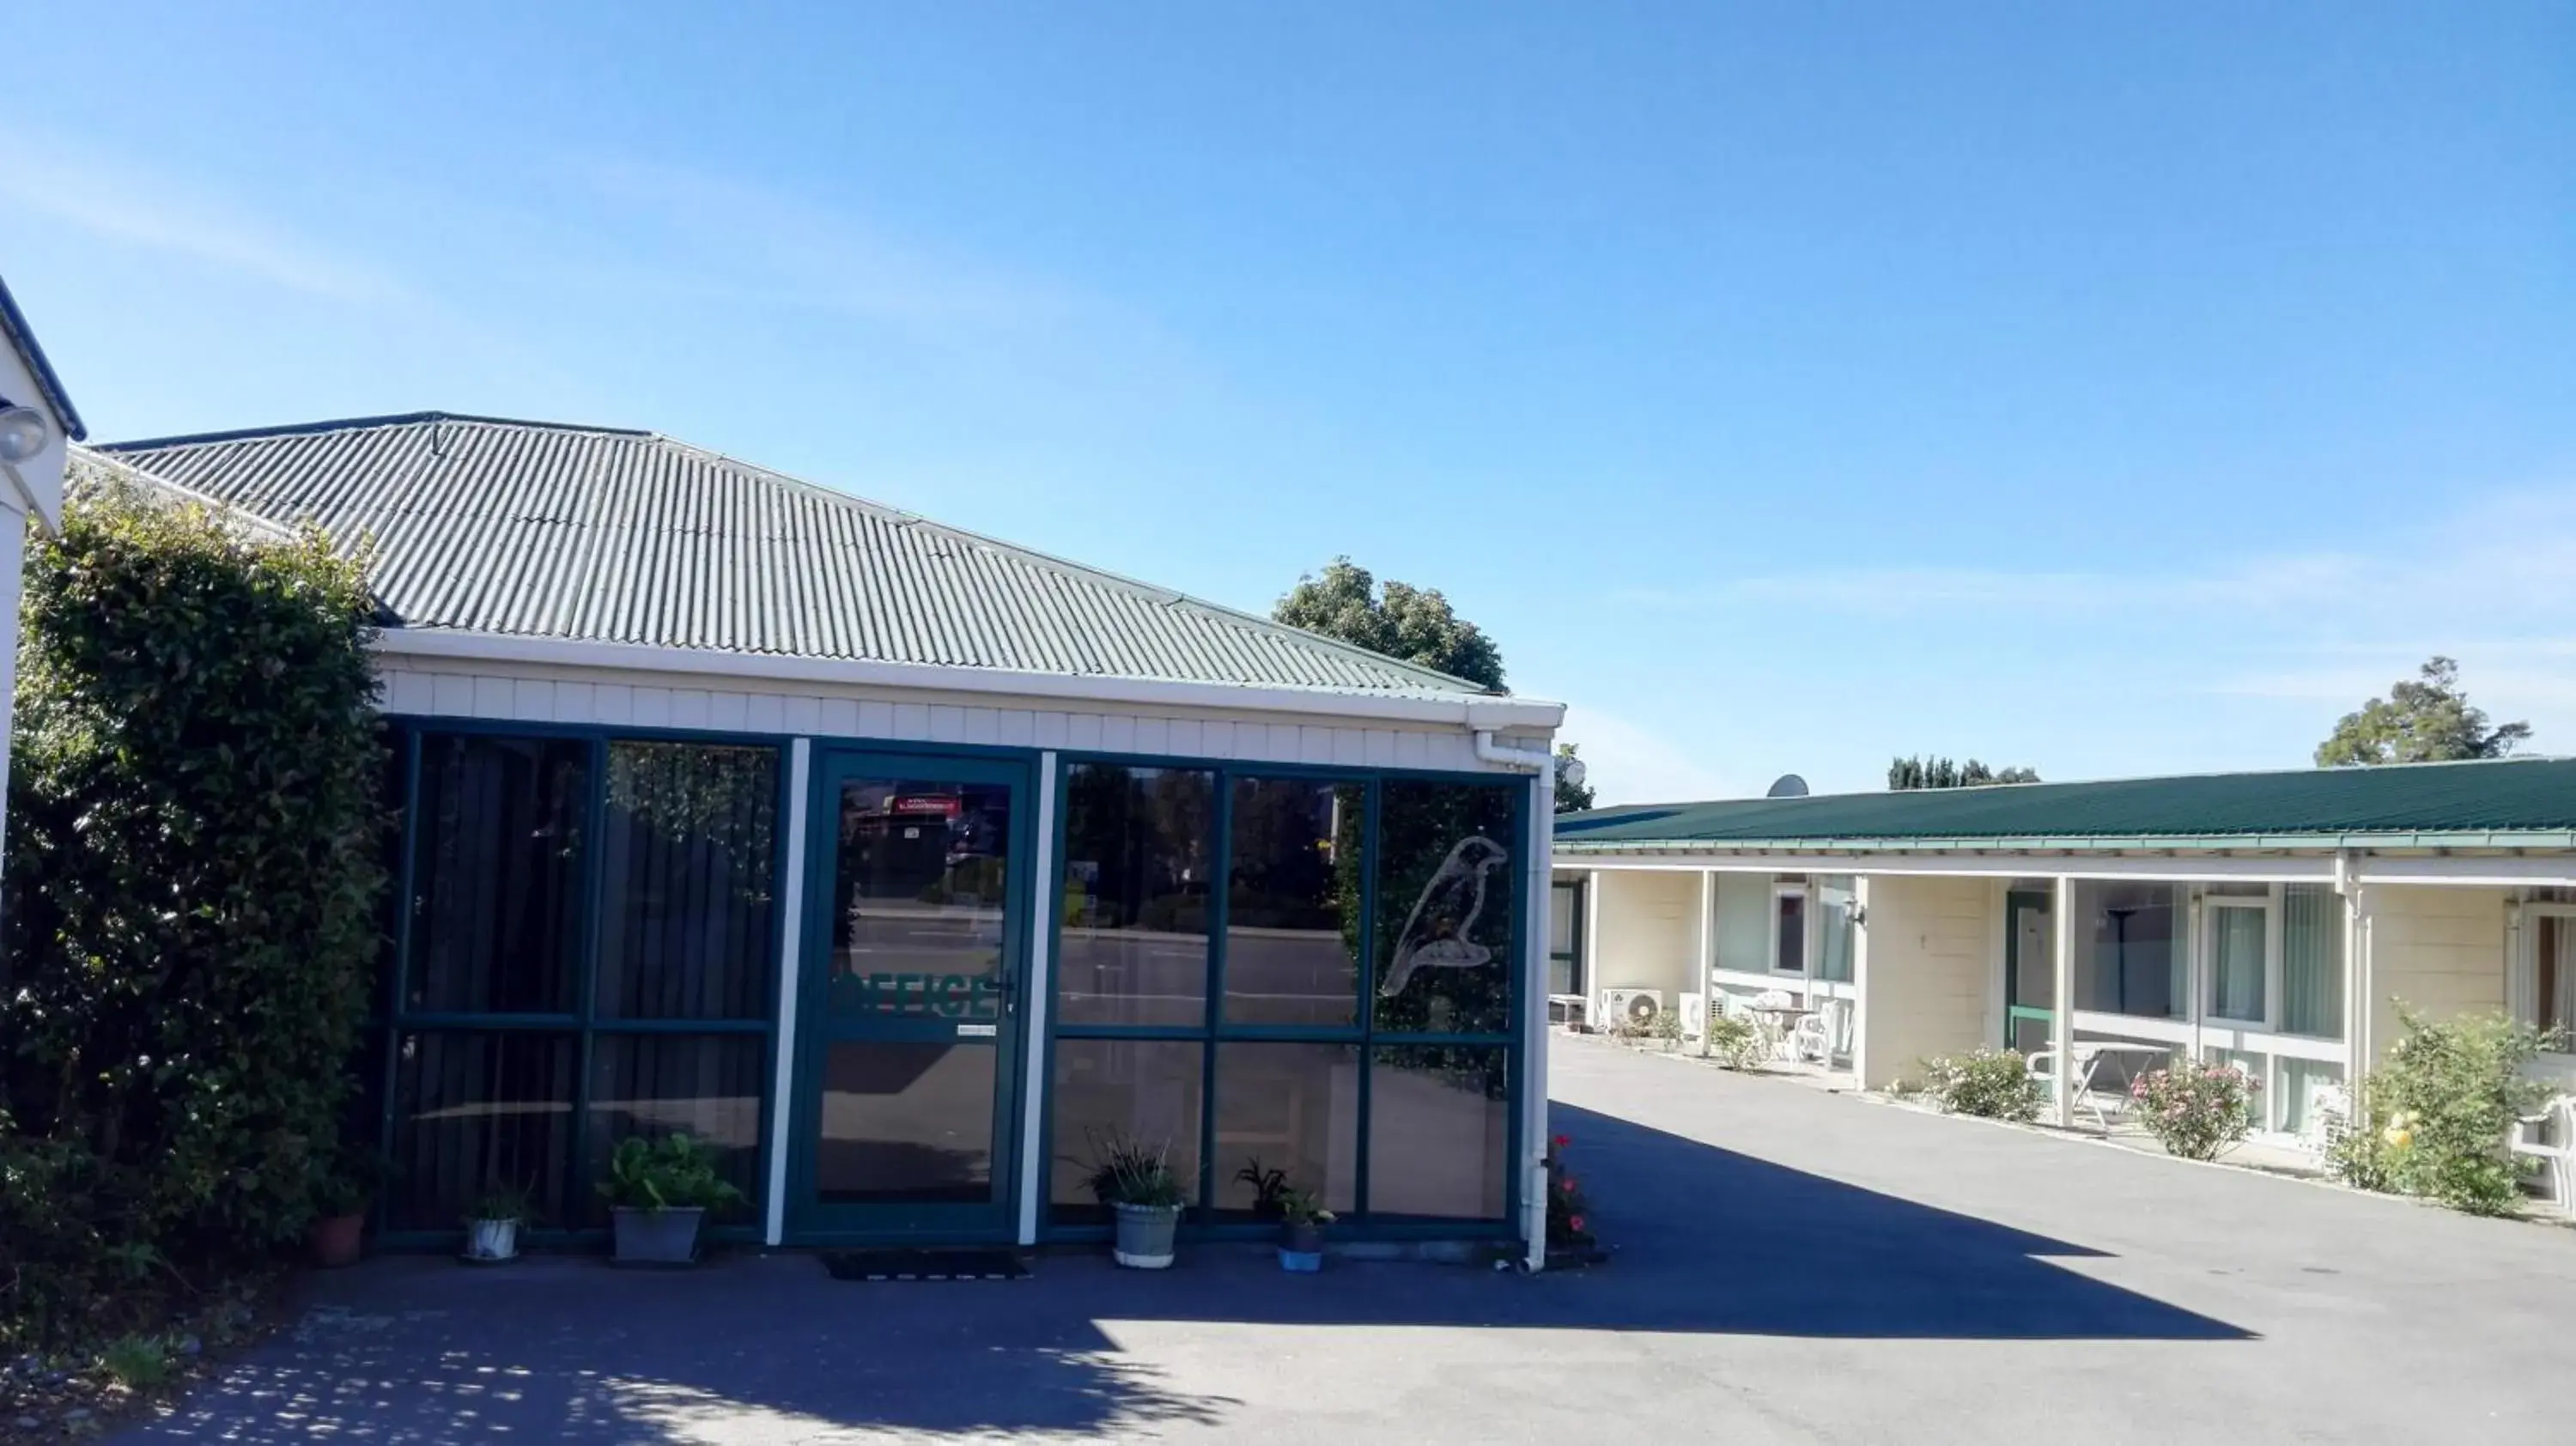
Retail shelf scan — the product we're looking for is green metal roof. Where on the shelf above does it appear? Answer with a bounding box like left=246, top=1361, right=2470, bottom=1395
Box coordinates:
left=94, top=413, right=1492, bottom=696
left=1555, top=757, right=2576, bottom=853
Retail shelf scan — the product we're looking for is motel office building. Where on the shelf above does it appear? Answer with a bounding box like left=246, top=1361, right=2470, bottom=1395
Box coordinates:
left=1554, top=762, right=2576, bottom=1149
left=91, top=413, right=1564, bottom=1259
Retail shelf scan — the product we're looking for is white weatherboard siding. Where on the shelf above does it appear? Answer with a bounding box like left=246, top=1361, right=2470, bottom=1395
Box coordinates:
left=1852, top=875, right=1995, bottom=1090
left=2367, top=884, right=2510, bottom=1062
left=1589, top=870, right=1698, bottom=1001
left=377, top=659, right=1543, bottom=775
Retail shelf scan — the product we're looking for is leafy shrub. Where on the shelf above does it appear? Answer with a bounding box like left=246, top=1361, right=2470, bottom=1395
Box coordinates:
left=599, top=1134, right=747, bottom=1215
left=2334, top=1008, right=2562, bottom=1215
left=1, top=486, right=385, bottom=1347
left=1544, top=1133, right=1592, bottom=1249
left=1704, top=1012, right=1772, bottom=1071
left=2129, top=1058, right=2257, bottom=1161
left=1923, top=1048, right=2044, bottom=1122
left=99, top=1333, right=176, bottom=1390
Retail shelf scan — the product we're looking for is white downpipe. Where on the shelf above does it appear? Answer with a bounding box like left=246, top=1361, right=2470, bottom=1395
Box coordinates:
left=1522, top=766, right=1552, bottom=1272
left=1473, top=729, right=1552, bottom=774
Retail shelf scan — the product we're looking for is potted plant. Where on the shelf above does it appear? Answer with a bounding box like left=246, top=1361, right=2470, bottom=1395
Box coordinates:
left=598, top=1133, right=744, bottom=1266
left=464, top=1182, right=534, bottom=1264
left=1089, top=1134, right=1184, bottom=1269
left=309, top=1143, right=386, bottom=1269
left=1275, top=1188, right=1334, bottom=1273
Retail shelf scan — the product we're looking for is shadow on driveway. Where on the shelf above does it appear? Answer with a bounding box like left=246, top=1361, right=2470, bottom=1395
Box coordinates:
left=121, top=1103, right=2245, bottom=1443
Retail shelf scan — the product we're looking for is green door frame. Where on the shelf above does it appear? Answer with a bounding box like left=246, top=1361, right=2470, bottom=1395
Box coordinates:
left=784, top=747, right=1034, bottom=1244
left=2003, top=888, right=2055, bottom=1051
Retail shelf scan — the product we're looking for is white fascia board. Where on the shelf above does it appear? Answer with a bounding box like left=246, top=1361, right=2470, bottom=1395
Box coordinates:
left=1554, top=850, right=2342, bottom=882
left=2351, top=855, right=2576, bottom=887
left=372, top=627, right=1566, bottom=732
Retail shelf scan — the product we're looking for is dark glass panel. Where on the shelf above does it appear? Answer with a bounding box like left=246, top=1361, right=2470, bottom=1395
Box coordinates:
left=1226, top=778, right=1364, bottom=1026
left=1210, top=1042, right=1358, bottom=1219
left=386, top=1030, right=577, bottom=1230
left=1367, top=1046, right=1509, bottom=1221
left=826, top=779, right=1012, bottom=1020
left=2072, top=882, right=2185, bottom=1019
left=1373, top=781, right=1518, bottom=1036
left=583, top=1034, right=766, bottom=1224
left=1048, top=1039, right=1205, bottom=1224
left=595, top=743, right=781, bottom=1020
left=813, top=1042, right=995, bottom=1205
left=406, top=734, right=589, bottom=1016
left=1055, top=765, right=1215, bottom=1027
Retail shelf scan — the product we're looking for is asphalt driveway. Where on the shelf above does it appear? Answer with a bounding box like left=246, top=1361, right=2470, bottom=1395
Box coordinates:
left=111, top=1038, right=2575, bottom=1444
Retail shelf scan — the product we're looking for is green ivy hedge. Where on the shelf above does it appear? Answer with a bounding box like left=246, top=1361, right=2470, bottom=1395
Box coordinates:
left=1, top=483, right=386, bottom=1347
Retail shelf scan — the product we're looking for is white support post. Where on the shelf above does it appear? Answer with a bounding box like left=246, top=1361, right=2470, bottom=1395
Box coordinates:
left=1695, top=869, right=1716, bottom=1056
left=1016, top=750, right=1060, bottom=1247
left=1583, top=869, right=1604, bottom=1024
left=763, top=738, right=813, bottom=1247
left=1522, top=769, right=1552, bottom=1273
left=2051, top=875, right=2076, bottom=1128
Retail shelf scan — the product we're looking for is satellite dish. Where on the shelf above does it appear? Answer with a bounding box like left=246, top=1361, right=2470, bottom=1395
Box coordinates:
left=1766, top=774, right=1809, bottom=799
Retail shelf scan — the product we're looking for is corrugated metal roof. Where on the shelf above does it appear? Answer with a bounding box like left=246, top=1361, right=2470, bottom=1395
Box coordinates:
left=1555, top=756, right=2576, bottom=849
left=96, top=412, right=1490, bottom=696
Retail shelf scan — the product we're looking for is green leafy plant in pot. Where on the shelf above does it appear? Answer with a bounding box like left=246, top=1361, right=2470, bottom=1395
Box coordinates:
left=1090, top=1133, right=1185, bottom=1269
left=310, top=1143, right=389, bottom=1268
left=598, top=1133, right=744, bottom=1266
left=465, top=1182, right=536, bottom=1264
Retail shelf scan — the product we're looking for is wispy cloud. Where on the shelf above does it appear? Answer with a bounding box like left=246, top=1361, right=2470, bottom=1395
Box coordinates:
left=0, top=129, right=413, bottom=305
left=1558, top=703, right=1748, bottom=807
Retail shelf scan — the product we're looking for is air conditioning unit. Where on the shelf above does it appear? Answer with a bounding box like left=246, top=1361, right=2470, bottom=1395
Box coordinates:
left=1680, top=992, right=1708, bottom=1040
left=1599, top=988, right=1665, bottom=1032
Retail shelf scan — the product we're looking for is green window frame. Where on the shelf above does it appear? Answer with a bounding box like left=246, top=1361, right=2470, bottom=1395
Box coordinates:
left=1040, top=756, right=1528, bottom=1241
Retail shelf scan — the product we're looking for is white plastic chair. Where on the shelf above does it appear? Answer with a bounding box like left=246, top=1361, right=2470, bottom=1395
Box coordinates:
left=2510, top=1094, right=2576, bottom=1216
left=1795, top=998, right=1850, bottom=1066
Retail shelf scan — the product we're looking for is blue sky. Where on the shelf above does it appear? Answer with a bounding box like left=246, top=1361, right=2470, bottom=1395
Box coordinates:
left=4, top=3, right=2569, bottom=803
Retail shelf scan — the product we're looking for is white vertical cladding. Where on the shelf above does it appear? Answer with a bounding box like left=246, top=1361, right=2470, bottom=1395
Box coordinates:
left=2050, top=876, right=2077, bottom=1127
left=1522, top=769, right=1552, bottom=1272
left=765, top=738, right=813, bottom=1246
left=1018, top=750, right=1060, bottom=1247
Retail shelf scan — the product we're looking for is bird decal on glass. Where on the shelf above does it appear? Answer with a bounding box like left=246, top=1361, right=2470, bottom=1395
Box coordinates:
left=1381, top=835, right=1510, bottom=997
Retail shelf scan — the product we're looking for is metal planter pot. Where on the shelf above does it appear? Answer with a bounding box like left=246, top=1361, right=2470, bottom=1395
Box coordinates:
left=611, top=1206, right=705, bottom=1266
left=465, top=1218, right=520, bottom=1263
left=1110, top=1203, right=1181, bottom=1269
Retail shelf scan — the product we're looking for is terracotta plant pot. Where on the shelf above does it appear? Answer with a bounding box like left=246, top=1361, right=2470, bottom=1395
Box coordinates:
left=311, top=1211, right=366, bottom=1268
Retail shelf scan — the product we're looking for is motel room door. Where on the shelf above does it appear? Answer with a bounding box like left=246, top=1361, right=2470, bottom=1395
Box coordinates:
left=2003, top=888, right=2056, bottom=1054
left=787, top=750, right=1030, bottom=1243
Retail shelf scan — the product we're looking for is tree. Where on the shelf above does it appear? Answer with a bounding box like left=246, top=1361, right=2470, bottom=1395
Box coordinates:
left=1278, top=558, right=1602, bottom=799
left=2315, top=657, right=2531, bottom=767
left=1554, top=743, right=1595, bottom=813
left=1889, top=756, right=2040, bottom=790
left=1274, top=557, right=1504, bottom=691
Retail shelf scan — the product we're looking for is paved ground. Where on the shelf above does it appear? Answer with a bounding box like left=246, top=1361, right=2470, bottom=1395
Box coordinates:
left=117, top=1038, right=2576, bottom=1444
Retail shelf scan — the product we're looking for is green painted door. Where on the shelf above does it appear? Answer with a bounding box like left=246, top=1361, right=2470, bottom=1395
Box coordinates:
left=2003, top=889, right=2055, bottom=1054
left=788, top=750, right=1030, bottom=1242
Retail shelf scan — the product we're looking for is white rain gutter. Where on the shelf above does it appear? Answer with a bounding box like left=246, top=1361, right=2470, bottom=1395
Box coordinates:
left=372, top=627, right=1568, bottom=732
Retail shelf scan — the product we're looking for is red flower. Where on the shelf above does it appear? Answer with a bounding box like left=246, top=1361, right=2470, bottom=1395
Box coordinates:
left=1567, top=1214, right=1587, bottom=1232
left=1552, top=1134, right=1571, bottom=1148
left=1560, top=1174, right=1577, bottom=1190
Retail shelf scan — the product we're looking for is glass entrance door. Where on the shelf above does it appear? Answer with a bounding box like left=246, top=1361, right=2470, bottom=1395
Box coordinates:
left=790, top=751, right=1027, bottom=1242
left=2004, top=889, right=2055, bottom=1054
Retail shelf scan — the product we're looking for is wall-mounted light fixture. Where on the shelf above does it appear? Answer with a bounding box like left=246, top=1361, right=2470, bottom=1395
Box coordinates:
left=0, top=395, right=55, bottom=531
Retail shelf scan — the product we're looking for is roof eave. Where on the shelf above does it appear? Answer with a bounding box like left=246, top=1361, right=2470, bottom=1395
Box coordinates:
left=1552, top=829, right=2576, bottom=854
left=0, top=275, right=84, bottom=440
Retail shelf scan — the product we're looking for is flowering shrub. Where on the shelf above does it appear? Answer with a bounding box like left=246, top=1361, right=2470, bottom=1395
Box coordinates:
left=2129, top=1059, right=2257, bottom=1162
left=1922, top=1048, right=2043, bottom=1122
left=2330, top=1008, right=2563, bottom=1215
left=1543, top=1134, right=1593, bottom=1249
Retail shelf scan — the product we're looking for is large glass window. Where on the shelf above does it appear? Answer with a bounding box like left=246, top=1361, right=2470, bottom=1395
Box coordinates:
left=1056, top=765, right=1216, bottom=1028
left=2072, top=882, right=2185, bottom=1018
left=1212, top=1042, right=1358, bottom=1218
left=372, top=729, right=784, bottom=1241
left=1049, top=1039, right=1204, bottom=1224
left=1227, top=778, right=1363, bottom=1026
left=1815, top=877, right=1856, bottom=984
left=1374, top=781, right=1518, bottom=1036
left=2531, top=912, right=2576, bottom=1043
left=2207, top=898, right=2271, bottom=1025
left=1773, top=886, right=1807, bottom=975
left=595, top=743, right=779, bottom=1019
left=2281, top=884, right=2342, bottom=1039
left=1547, top=878, right=1585, bottom=998
left=407, top=735, right=590, bottom=1015
left=1367, top=1046, right=1508, bottom=1220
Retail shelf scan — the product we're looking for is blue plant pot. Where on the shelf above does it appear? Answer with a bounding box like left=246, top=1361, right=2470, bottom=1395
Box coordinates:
left=1278, top=1248, right=1322, bottom=1273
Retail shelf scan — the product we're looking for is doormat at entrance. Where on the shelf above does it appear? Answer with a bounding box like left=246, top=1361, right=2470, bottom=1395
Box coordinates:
left=818, top=1249, right=1030, bottom=1282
